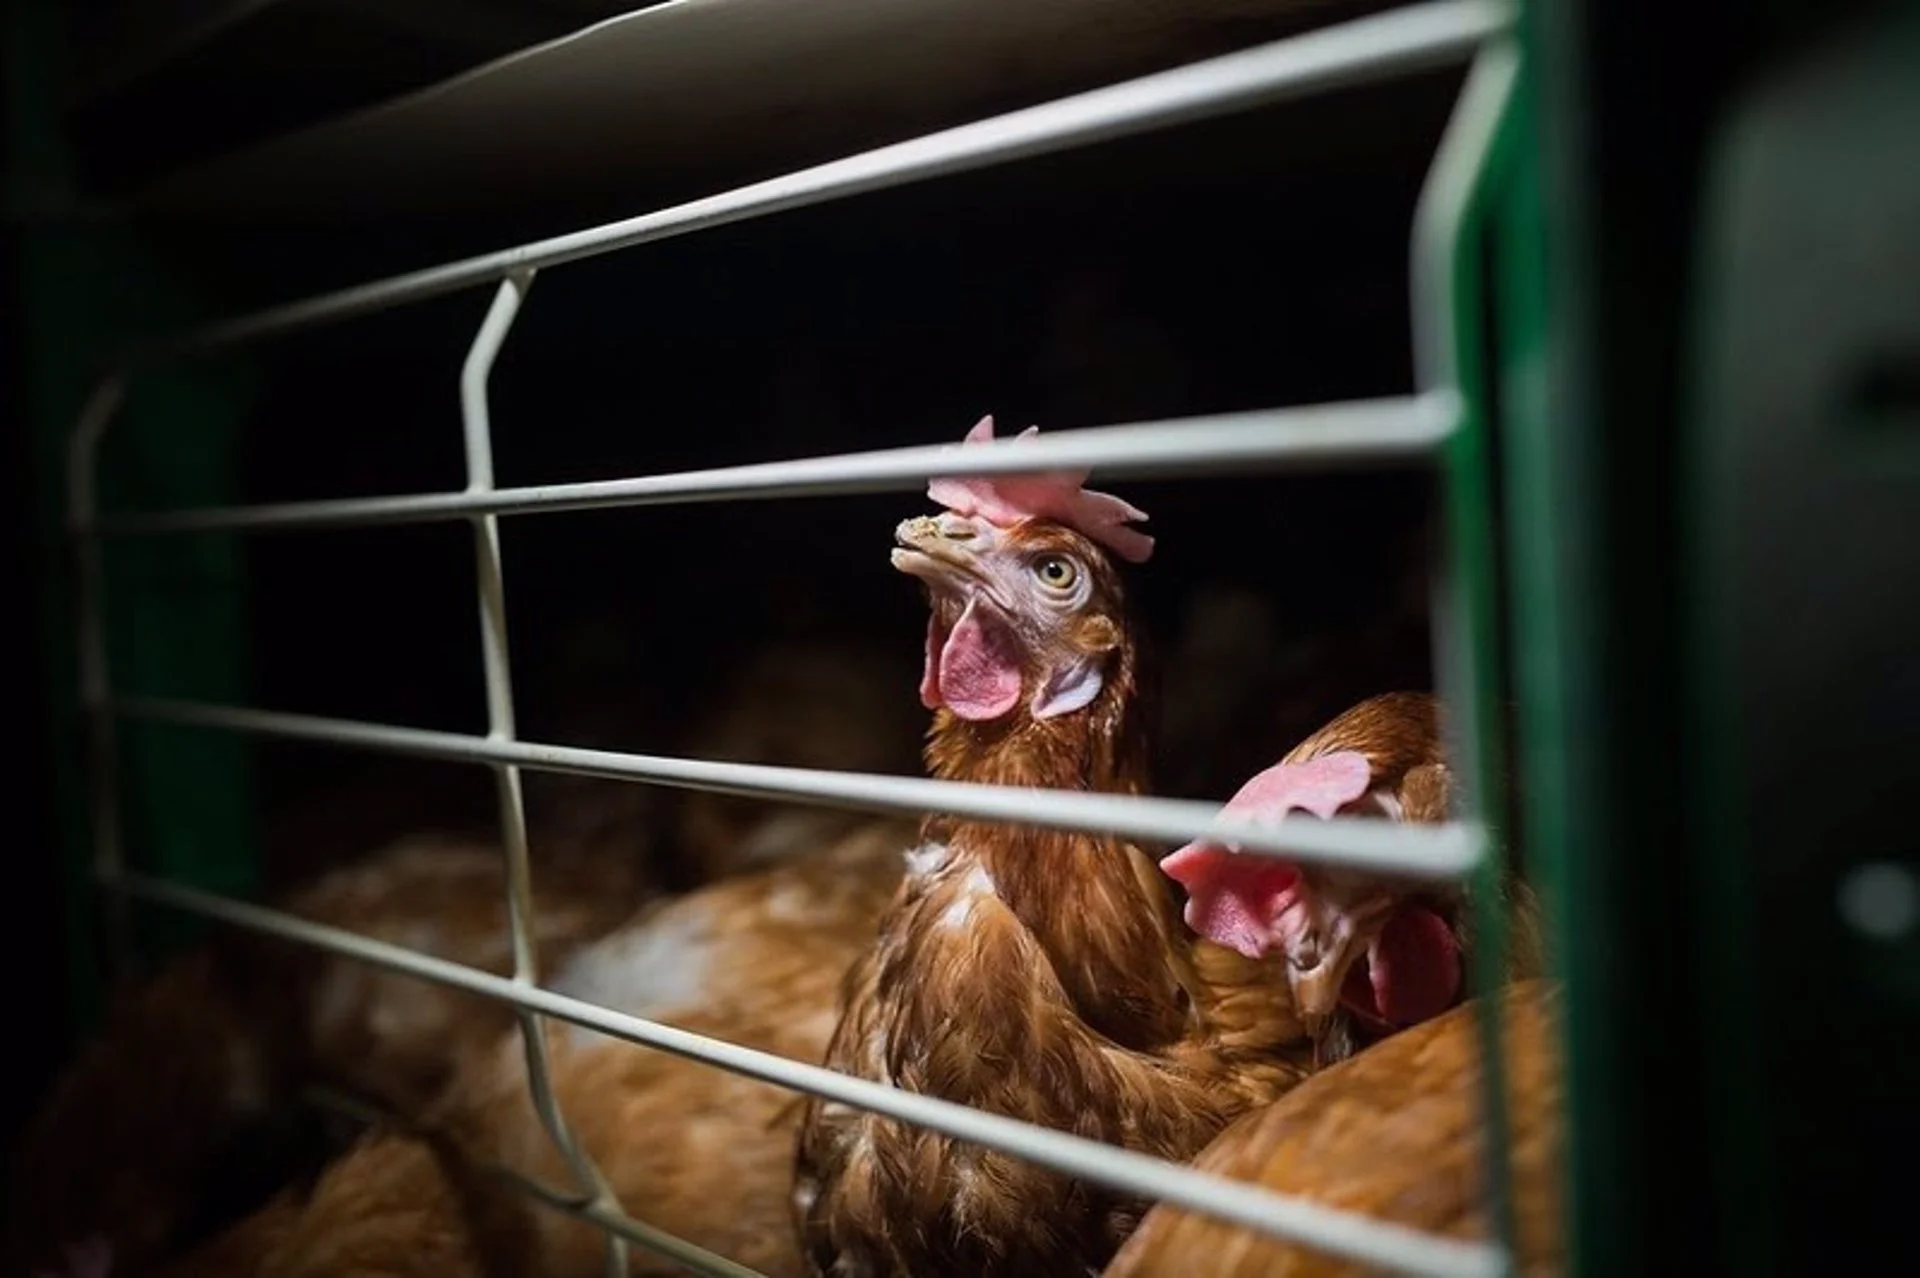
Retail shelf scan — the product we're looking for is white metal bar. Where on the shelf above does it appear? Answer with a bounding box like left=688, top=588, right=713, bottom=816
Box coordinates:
left=115, top=871, right=1501, bottom=1278
left=303, top=1086, right=762, bottom=1278
left=95, top=395, right=1455, bottom=536
left=67, top=376, right=134, bottom=981
left=113, top=696, right=1483, bottom=879
left=135, top=0, right=1508, bottom=362
left=459, top=272, right=630, bottom=1278
left=1412, top=46, right=1519, bottom=395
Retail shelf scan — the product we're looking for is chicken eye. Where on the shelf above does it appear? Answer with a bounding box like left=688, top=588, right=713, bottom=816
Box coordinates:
left=1033, top=555, right=1079, bottom=591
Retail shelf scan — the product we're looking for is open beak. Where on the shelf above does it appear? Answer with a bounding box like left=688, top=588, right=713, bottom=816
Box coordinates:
left=1284, top=893, right=1393, bottom=1042
left=892, top=514, right=987, bottom=587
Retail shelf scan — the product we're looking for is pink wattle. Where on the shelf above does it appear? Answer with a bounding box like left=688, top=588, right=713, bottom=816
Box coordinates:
left=1157, top=751, right=1375, bottom=960
left=1340, top=904, right=1463, bottom=1029
left=919, top=616, right=946, bottom=710
left=920, top=599, right=1022, bottom=720
left=1157, top=845, right=1300, bottom=960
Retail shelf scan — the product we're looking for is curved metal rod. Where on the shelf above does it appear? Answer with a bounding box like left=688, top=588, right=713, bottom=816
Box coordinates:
left=67, top=375, right=133, bottom=981
left=460, top=270, right=631, bottom=1278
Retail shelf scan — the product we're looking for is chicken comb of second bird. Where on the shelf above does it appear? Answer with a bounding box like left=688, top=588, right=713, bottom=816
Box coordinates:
left=1161, top=736, right=1465, bottom=1033
left=1159, top=751, right=1374, bottom=959
left=927, top=414, right=1155, bottom=564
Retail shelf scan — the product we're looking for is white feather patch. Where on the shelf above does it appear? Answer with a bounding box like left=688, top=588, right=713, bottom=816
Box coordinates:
left=552, top=902, right=718, bottom=1045
left=903, top=841, right=952, bottom=877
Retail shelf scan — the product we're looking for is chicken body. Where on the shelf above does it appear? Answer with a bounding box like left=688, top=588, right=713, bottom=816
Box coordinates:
left=159, top=817, right=916, bottom=1278
left=671, top=637, right=924, bottom=884
left=13, top=619, right=916, bottom=1277
left=795, top=435, right=1324, bottom=1278
left=797, top=592, right=1543, bottom=1276
left=795, top=730, right=1313, bottom=1276
left=1100, top=977, right=1565, bottom=1278
left=9, top=831, right=651, bottom=1278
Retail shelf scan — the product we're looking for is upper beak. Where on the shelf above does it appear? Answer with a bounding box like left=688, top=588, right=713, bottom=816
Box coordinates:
left=892, top=514, right=985, bottom=584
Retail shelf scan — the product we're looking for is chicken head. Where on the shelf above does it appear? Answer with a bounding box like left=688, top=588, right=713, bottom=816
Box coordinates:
left=893, top=414, right=1150, bottom=724
left=1161, top=740, right=1464, bottom=1046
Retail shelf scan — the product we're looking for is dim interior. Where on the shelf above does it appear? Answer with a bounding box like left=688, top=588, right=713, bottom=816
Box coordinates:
left=20, top=0, right=1913, bottom=1272
left=98, top=74, right=1462, bottom=898
left=16, top=35, right=1567, bottom=1278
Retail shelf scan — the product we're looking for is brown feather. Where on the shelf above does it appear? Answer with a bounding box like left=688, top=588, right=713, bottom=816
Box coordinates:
left=1100, top=978, right=1566, bottom=1278
left=795, top=521, right=1316, bottom=1278
left=7, top=831, right=650, bottom=1277
left=158, top=819, right=916, bottom=1278
left=1279, top=692, right=1546, bottom=1063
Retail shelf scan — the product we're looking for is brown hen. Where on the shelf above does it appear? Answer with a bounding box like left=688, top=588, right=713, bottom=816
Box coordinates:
left=12, top=613, right=918, bottom=1277
left=1162, top=691, right=1545, bottom=1064
left=156, top=816, right=916, bottom=1278
left=795, top=418, right=1326, bottom=1278
left=1101, top=977, right=1565, bottom=1278
left=8, top=829, right=651, bottom=1278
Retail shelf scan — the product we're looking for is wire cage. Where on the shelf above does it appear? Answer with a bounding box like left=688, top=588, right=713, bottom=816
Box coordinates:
left=56, top=5, right=1535, bottom=1277
left=42, top=0, right=1918, bottom=1274
left=62, top=3, right=1526, bottom=1276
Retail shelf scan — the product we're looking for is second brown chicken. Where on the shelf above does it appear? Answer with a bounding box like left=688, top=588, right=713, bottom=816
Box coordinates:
left=1102, top=977, right=1565, bottom=1278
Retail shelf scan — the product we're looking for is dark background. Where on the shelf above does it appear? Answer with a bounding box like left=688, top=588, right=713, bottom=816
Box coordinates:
left=4, top=0, right=1456, bottom=1168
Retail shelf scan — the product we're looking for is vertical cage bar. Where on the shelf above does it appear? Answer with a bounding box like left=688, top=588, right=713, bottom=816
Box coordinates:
left=459, top=272, right=628, bottom=1278
left=1412, top=41, right=1524, bottom=1277
left=67, top=375, right=134, bottom=986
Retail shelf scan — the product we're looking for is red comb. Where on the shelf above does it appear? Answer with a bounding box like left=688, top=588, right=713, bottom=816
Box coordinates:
left=927, top=415, right=1154, bottom=564
left=1158, top=751, right=1375, bottom=958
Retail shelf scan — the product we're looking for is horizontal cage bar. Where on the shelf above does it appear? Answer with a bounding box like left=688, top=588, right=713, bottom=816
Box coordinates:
left=94, top=396, right=1454, bottom=536
left=116, top=696, right=1482, bottom=878
left=134, top=0, right=1507, bottom=362
left=118, top=872, right=1503, bottom=1278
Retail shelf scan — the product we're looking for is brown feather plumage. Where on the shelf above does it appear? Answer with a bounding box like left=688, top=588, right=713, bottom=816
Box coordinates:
left=797, top=664, right=1548, bottom=1277
left=156, top=819, right=916, bottom=1278
left=7, top=832, right=650, bottom=1277
left=1100, top=977, right=1566, bottom=1278
left=794, top=519, right=1317, bottom=1278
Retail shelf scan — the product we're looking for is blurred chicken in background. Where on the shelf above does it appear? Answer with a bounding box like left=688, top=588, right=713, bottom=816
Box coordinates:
left=1158, top=582, right=1294, bottom=798
left=8, top=606, right=922, bottom=1276
left=153, top=816, right=917, bottom=1278
left=1157, top=534, right=1432, bottom=805
left=6, top=820, right=656, bottom=1278
left=672, top=636, right=923, bottom=884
